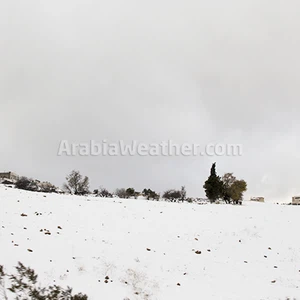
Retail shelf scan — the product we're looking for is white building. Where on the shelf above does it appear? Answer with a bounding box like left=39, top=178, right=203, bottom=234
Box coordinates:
left=292, top=196, right=300, bottom=205
left=250, top=197, right=265, bottom=203
left=0, top=172, right=19, bottom=181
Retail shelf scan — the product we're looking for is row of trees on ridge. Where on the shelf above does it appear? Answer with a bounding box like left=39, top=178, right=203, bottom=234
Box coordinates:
left=12, top=164, right=247, bottom=205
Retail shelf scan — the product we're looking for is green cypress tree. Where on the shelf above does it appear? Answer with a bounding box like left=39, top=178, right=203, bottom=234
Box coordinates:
left=203, top=162, right=223, bottom=203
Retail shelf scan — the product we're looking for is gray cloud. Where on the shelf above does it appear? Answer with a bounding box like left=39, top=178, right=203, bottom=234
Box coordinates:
left=1, top=0, right=299, bottom=201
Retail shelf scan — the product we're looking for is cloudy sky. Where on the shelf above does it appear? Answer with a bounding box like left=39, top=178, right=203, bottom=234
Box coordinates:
left=1, top=1, right=299, bottom=201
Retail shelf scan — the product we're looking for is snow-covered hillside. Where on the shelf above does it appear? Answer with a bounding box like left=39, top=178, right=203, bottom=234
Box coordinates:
left=0, top=185, right=299, bottom=300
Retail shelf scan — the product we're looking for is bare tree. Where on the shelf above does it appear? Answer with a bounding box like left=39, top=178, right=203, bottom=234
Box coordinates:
left=94, top=187, right=112, bottom=198
left=63, top=170, right=90, bottom=195
left=221, top=173, right=247, bottom=204
left=162, top=189, right=181, bottom=202
left=221, top=173, right=236, bottom=203
left=115, top=188, right=127, bottom=199
left=180, top=186, right=187, bottom=202
left=39, top=182, right=57, bottom=193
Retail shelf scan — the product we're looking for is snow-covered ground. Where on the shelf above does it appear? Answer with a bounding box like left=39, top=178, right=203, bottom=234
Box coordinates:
left=0, top=185, right=299, bottom=300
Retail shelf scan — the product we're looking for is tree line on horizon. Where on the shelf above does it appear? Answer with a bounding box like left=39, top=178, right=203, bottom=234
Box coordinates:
left=11, top=164, right=247, bottom=204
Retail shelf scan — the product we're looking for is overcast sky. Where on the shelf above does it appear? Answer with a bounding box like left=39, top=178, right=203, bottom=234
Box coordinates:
left=1, top=1, right=299, bottom=201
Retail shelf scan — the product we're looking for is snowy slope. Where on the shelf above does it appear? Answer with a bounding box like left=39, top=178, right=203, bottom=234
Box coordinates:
left=0, top=185, right=300, bottom=300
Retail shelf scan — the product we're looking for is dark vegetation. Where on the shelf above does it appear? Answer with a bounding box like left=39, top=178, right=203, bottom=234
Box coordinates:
left=0, top=263, right=88, bottom=300
left=203, top=162, right=247, bottom=204
left=10, top=164, right=247, bottom=205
